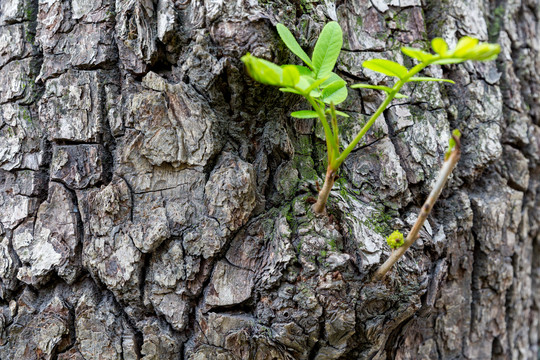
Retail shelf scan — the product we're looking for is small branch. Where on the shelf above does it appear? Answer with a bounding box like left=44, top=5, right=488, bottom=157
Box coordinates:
left=372, top=135, right=461, bottom=281
left=312, top=165, right=337, bottom=214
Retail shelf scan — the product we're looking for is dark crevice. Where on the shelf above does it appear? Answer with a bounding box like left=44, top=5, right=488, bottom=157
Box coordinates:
left=106, top=290, right=144, bottom=358
left=308, top=306, right=326, bottom=360
left=384, top=315, right=414, bottom=359
left=341, top=48, right=389, bottom=54
left=469, top=233, right=482, bottom=346
left=62, top=181, right=86, bottom=286
left=51, top=139, right=102, bottom=146
left=139, top=252, right=151, bottom=309
left=98, top=74, right=119, bottom=187
left=203, top=300, right=255, bottom=316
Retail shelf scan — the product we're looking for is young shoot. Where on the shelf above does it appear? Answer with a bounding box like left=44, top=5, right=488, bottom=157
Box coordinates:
left=241, top=22, right=500, bottom=214
left=374, top=130, right=462, bottom=280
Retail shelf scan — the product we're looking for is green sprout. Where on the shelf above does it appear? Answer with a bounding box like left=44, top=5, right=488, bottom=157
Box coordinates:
left=386, top=230, right=405, bottom=250
left=445, top=129, right=462, bottom=160
left=241, top=22, right=500, bottom=214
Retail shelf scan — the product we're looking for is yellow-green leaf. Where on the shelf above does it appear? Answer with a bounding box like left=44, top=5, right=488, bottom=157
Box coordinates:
left=326, top=108, right=350, bottom=118
left=408, top=77, right=455, bottom=84
left=291, top=65, right=313, bottom=76
left=321, top=72, right=344, bottom=88
left=453, top=36, right=479, bottom=57
left=431, top=58, right=464, bottom=65
left=462, top=43, right=501, bottom=61
left=445, top=129, right=462, bottom=160
left=351, top=84, right=393, bottom=92
left=291, top=110, right=319, bottom=118
left=401, top=47, right=435, bottom=63
left=386, top=230, right=404, bottom=250
left=334, top=110, right=349, bottom=118
left=241, top=53, right=283, bottom=86
left=281, top=65, right=300, bottom=87
left=280, top=87, right=303, bottom=95
left=362, top=59, right=408, bottom=79
left=431, top=38, right=448, bottom=56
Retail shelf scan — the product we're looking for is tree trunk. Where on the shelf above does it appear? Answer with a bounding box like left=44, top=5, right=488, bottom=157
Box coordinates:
left=0, top=0, right=538, bottom=359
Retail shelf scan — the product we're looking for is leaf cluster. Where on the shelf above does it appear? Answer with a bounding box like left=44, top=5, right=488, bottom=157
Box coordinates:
left=241, top=22, right=500, bottom=173
left=242, top=22, right=348, bottom=118
left=353, top=36, right=500, bottom=97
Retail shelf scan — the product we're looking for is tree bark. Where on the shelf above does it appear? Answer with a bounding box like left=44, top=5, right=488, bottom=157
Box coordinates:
left=0, top=0, right=538, bottom=359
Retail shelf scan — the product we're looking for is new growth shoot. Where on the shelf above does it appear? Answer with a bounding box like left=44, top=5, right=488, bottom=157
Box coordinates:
left=373, top=130, right=462, bottom=280
left=241, top=22, right=500, bottom=215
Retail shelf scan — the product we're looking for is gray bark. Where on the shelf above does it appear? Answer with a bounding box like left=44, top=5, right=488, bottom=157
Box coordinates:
left=0, top=0, right=538, bottom=359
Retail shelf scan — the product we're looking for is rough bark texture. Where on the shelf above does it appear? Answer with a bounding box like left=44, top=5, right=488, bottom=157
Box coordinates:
left=0, top=0, right=538, bottom=359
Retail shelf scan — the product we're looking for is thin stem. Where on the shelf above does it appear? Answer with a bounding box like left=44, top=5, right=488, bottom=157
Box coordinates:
left=372, top=135, right=461, bottom=281
left=334, top=60, right=434, bottom=169
left=309, top=98, right=339, bottom=214
left=330, top=103, right=339, bottom=154
left=334, top=94, right=394, bottom=168
left=309, top=57, right=440, bottom=214
left=306, top=96, right=337, bottom=165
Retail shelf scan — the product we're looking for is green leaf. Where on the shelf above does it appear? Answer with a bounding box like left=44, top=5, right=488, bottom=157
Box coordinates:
left=334, top=110, right=349, bottom=118
left=321, top=72, right=344, bottom=88
left=291, top=110, right=319, bottom=118
left=401, top=47, right=435, bottom=63
left=312, top=21, right=343, bottom=79
left=294, top=76, right=311, bottom=92
left=326, top=108, right=350, bottom=117
left=241, top=53, right=283, bottom=86
left=448, top=137, right=456, bottom=149
left=276, top=24, right=314, bottom=69
left=321, top=79, right=347, bottom=105
left=431, top=38, right=448, bottom=56
left=280, top=88, right=303, bottom=95
left=310, top=90, right=322, bottom=98
left=351, top=83, right=407, bottom=98
left=291, top=65, right=313, bottom=76
left=303, top=76, right=329, bottom=95
left=461, top=43, right=501, bottom=61
left=321, top=79, right=346, bottom=92
left=445, top=128, right=462, bottom=160
left=281, top=65, right=300, bottom=87
left=408, top=77, right=455, bottom=84
left=431, top=58, right=465, bottom=65
left=351, top=84, right=393, bottom=92
left=453, top=36, right=479, bottom=57
left=362, top=59, right=408, bottom=79
left=477, top=53, right=499, bottom=61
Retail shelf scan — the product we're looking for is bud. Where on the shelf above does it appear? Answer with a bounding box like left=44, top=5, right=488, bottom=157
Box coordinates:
left=386, top=230, right=405, bottom=250
left=241, top=53, right=284, bottom=86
